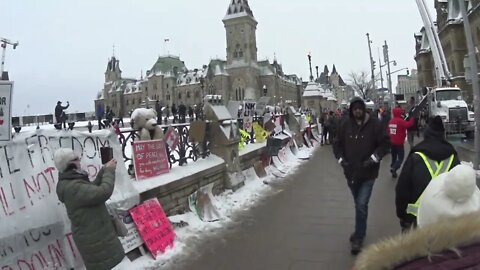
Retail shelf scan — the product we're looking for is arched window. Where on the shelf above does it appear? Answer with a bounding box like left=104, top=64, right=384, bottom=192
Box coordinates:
left=166, top=91, right=171, bottom=101
left=195, top=90, right=200, bottom=98
left=187, top=91, right=191, bottom=99
left=178, top=93, right=182, bottom=100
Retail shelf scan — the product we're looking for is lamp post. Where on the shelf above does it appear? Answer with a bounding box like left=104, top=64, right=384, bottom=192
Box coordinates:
left=459, top=0, right=480, bottom=168
left=383, top=41, right=395, bottom=112
left=263, top=85, right=267, bottom=96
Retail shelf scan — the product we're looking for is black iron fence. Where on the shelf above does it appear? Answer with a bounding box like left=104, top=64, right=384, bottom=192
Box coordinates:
left=119, top=123, right=210, bottom=169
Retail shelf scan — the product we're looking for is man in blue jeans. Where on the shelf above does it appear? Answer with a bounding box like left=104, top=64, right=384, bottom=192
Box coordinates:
left=333, top=97, right=389, bottom=255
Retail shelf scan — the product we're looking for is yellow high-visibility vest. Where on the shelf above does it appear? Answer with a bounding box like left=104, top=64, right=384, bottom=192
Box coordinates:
left=406, top=152, right=455, bottom=216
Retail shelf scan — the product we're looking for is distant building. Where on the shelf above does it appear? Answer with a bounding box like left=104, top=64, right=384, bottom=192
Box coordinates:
left=414, top=0, right=480, bottom=104
left=302, top=64, right=349, bottom=115
left=396, top=69, right=419, bottom=102
left=95, top=0, right=303, bottom=117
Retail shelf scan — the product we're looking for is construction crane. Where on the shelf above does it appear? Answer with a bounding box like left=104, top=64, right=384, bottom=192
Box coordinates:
left=415, top=0, right=451, bottom=87
left=410, top=0, right=475, bottom=139
left=1, top=37, right=19, bottom=74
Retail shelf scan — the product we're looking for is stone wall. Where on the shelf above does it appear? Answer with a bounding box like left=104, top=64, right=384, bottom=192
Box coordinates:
left=140, top=162, right=226, bottom=216
left=239, top=145, right=264, bottom=171
left=138, top=144, right=266, bottom=216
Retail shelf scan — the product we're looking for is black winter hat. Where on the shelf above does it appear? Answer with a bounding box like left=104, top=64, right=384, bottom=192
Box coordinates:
left=429, top=116, right=445, bottom=132
left=424, top=115, right=445, bottom=139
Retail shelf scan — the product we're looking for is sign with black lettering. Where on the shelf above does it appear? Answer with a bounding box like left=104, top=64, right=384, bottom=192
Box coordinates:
left=133, top=140, right=169, bottom=180
left=0, top=81, right=13, bottom=141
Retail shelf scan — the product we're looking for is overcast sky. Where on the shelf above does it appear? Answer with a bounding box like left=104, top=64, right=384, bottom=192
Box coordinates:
left=1, top=0, right=434, bottom=116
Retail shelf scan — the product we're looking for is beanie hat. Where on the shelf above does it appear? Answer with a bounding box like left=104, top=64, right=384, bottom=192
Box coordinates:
left=53, top=148, right=78, bottom=173
left=424, top=116, right=445, bottom=139
left=417, top=164, right=480, bottom=227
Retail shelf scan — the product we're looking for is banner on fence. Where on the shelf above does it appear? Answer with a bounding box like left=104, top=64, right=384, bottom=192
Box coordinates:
left=133, top=139, right=169, bottom=180
left=243, top=116, right=253, bottom=133
left=0, top=129, right=139, bottom=269
left=129, top=198, right=175, bottom=259
left=0, top=81, right=13, bottom=141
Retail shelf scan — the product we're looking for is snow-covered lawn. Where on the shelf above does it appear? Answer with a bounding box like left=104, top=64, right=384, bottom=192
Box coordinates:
left=129, top=145, right=318, bottom=269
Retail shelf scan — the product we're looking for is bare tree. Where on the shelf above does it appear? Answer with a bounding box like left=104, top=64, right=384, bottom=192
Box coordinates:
left=348, top=71, right=373, bottom=100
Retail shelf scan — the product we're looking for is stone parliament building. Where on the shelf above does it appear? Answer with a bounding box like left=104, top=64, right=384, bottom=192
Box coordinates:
left=415, top=0, right=480, bottom=104
left=95, top=0, right=303, bottom=117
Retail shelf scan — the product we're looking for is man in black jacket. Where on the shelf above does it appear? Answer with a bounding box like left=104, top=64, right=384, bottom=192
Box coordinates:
left=333, top=97, right=389, bottom=255
left=395, top=116, right=460, bottom=231
left=55, top=101, right=69, bottom=127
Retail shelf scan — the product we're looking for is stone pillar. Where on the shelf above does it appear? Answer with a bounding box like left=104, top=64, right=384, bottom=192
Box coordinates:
left=204, top=99, right=245, bottom=190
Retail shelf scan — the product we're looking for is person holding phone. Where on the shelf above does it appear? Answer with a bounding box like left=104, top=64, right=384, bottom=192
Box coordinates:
left=54, top=148, right=131, bottom=270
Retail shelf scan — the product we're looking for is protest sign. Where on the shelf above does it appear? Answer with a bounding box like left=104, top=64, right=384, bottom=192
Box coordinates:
left=243, top=116, right=253, bottom=132
left=243, top=101, right=256, bottom=116
left=133, top=139, right=169, bottom=180
left=129, top=198, right=175, bottom=259
left=0, top=129, right=139, bottom=269
left=0, top=81, right=13, bottom=141
left=164, top=127, right=179, bottom=151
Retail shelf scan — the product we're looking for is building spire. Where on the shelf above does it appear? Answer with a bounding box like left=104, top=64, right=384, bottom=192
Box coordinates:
left=112, top=43, right=115, bottom=57
left=224, top=0, right=254, bottom=20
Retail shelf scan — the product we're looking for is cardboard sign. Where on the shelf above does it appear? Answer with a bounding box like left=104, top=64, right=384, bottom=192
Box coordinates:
left=133, top=140, right=169, bottom=180
left=164, top=127, right=179, bottom=151
left=189, top=121, right=206, bottom=142
left=243, top=116, right=253, bottom=132
left=0, top=81, right=13, bottom=141
left=129, top=198, right=175, bottom=259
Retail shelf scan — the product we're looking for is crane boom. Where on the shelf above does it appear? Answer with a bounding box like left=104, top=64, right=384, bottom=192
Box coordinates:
left=415, top=0, right=451, bottom=86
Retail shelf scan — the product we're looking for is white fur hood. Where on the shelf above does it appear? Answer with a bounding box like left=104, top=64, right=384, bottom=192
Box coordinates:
left=353, top=212, right=480, bottom=270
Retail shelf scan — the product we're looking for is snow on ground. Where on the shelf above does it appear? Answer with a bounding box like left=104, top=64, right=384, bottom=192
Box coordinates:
left=130, top=145, right=319, bottom=269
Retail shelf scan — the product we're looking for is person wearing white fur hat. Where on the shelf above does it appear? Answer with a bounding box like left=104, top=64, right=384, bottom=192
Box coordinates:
left=54, top=148, right=131, bottom=270
left=353, top=163, right=480, bottom=269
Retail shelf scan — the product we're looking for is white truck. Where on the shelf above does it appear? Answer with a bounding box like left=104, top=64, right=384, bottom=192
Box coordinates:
left=421, top=87, right=475, bottom=137
left=415, top=0, right=475, bottom=137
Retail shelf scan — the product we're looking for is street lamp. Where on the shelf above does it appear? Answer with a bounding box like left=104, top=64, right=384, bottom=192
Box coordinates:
left=263, top=85, right=267, bottom=96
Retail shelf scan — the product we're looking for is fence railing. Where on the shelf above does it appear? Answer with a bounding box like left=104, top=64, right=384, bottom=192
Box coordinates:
left=118, top=123, right=210, bottom=169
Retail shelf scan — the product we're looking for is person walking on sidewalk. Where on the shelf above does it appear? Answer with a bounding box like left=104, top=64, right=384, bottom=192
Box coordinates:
left=395, top=116, right=460, bottom=232
left=333, top=97, right=389, bottom=255
left=354, top=164, right=480, bottom=270
left=387, top=107, right=415, bottom=178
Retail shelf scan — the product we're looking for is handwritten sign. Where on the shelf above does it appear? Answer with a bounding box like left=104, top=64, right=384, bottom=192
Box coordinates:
left=164, top=127, right=179, bottom=151
left=0, top=81, right=13, bottom=141
left=243, top=101, right=256, bottom=116
left=0, top=130, right=139, bottom=269
left=129, top=198, right=175, bottom=259
left=133, top=140, right=169, bottom=180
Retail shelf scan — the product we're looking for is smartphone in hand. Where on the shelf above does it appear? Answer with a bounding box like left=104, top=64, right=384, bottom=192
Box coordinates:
left=100, top=147, right=114, bottom=165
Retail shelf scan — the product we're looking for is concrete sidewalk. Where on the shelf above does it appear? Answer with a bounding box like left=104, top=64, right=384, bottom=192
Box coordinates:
left=164, top=146, right=400, bottom=270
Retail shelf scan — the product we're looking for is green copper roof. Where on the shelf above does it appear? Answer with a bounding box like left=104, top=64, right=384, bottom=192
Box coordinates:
left=149, top=56, right=187, bottom=75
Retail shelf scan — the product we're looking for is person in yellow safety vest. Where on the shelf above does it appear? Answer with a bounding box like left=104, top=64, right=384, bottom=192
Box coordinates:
left=395, top=116, right=460, bottom=232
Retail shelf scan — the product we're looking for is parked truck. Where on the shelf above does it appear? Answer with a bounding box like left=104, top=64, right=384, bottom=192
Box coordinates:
left=414, top=0, right=475, bottom=137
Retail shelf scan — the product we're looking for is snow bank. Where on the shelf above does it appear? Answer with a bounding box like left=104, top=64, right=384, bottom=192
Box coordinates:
left=129, top=145, right=317, bottom=269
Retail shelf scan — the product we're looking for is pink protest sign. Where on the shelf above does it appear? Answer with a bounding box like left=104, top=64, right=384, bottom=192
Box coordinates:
left=133, top=139, right=169, bottom=180
left=129, top=198, right=175, bottom=259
